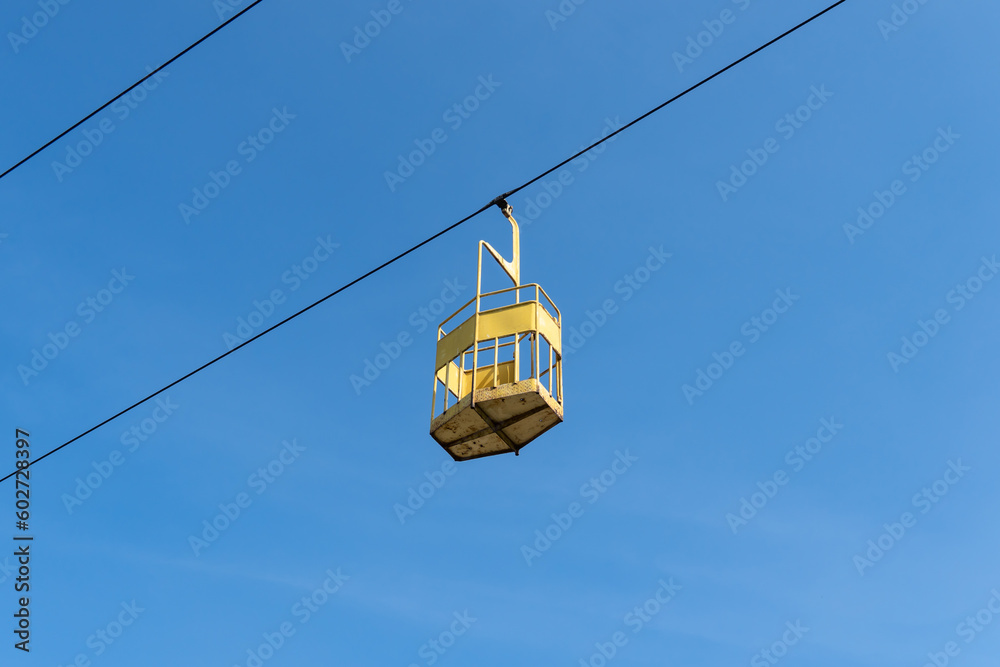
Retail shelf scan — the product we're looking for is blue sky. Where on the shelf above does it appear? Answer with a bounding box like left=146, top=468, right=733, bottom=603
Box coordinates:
left=1, top=0, right=999, bottom=665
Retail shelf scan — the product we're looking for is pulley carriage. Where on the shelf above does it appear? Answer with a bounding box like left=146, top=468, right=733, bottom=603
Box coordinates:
left=430, top=200, right=563, bottom=461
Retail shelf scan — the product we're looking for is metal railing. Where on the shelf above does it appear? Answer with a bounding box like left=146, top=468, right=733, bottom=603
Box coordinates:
left=437, top=283, right=561, bottom=339
left=432, top=285, right=562, bottom=421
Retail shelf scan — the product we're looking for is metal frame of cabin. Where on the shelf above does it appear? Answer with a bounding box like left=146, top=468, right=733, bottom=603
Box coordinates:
left=429, top=200, right=563, bottom=461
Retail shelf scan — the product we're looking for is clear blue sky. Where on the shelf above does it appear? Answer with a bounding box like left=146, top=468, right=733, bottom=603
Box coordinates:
left=2, top=0, right=999, bottom=665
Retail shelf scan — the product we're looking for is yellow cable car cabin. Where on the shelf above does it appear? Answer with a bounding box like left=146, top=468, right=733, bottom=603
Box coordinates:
left=430, top=199, right=563, bottom=461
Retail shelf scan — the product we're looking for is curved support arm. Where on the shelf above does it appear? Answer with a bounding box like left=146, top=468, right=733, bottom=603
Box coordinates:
left=472, top=199, right=523, bottom=405
left=496, top=199, right=520, bottom=286
left=477, top=199, right=521, bottom=295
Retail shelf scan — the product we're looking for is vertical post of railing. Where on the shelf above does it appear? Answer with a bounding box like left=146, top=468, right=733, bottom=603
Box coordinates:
left=460, top=344, right=468, bottom=401
left=431, top=377, right=438, bottom=421
left=432, top=328, right=441, bottom=420
left=532, top=334, right=538, bottom=381
left=558, top=354, right=563, bottom=403
left=473, top=244, right=486, bottom=406
left=548, top=344, right=553, bottom=394
left=448, top=361, right=455, bottom=410
left=514, top=331, right=520, bottom=383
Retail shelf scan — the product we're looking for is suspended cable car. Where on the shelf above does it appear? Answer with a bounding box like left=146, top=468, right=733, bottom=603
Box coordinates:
left=430, top=199, right=564, bottom=461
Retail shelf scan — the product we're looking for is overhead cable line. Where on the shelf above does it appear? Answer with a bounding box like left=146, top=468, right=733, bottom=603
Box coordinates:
left=499, top=0, right=848, bottom=201
left=0, top=201, right=494, bottom=484
left=0, top=0, right=848, bottom=485
left=0, top=0, right=265, bottom=183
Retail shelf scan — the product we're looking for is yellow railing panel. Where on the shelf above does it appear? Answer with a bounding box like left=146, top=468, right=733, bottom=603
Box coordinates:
left=436, top=361, right=464, bottom=398
left=464, top=360, right=516, bottom=393
left=478, top=302, right=536, bottom=341
left=436, top=316, right=476, bottom=372
left=536, top=306, right=562, bottom=356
